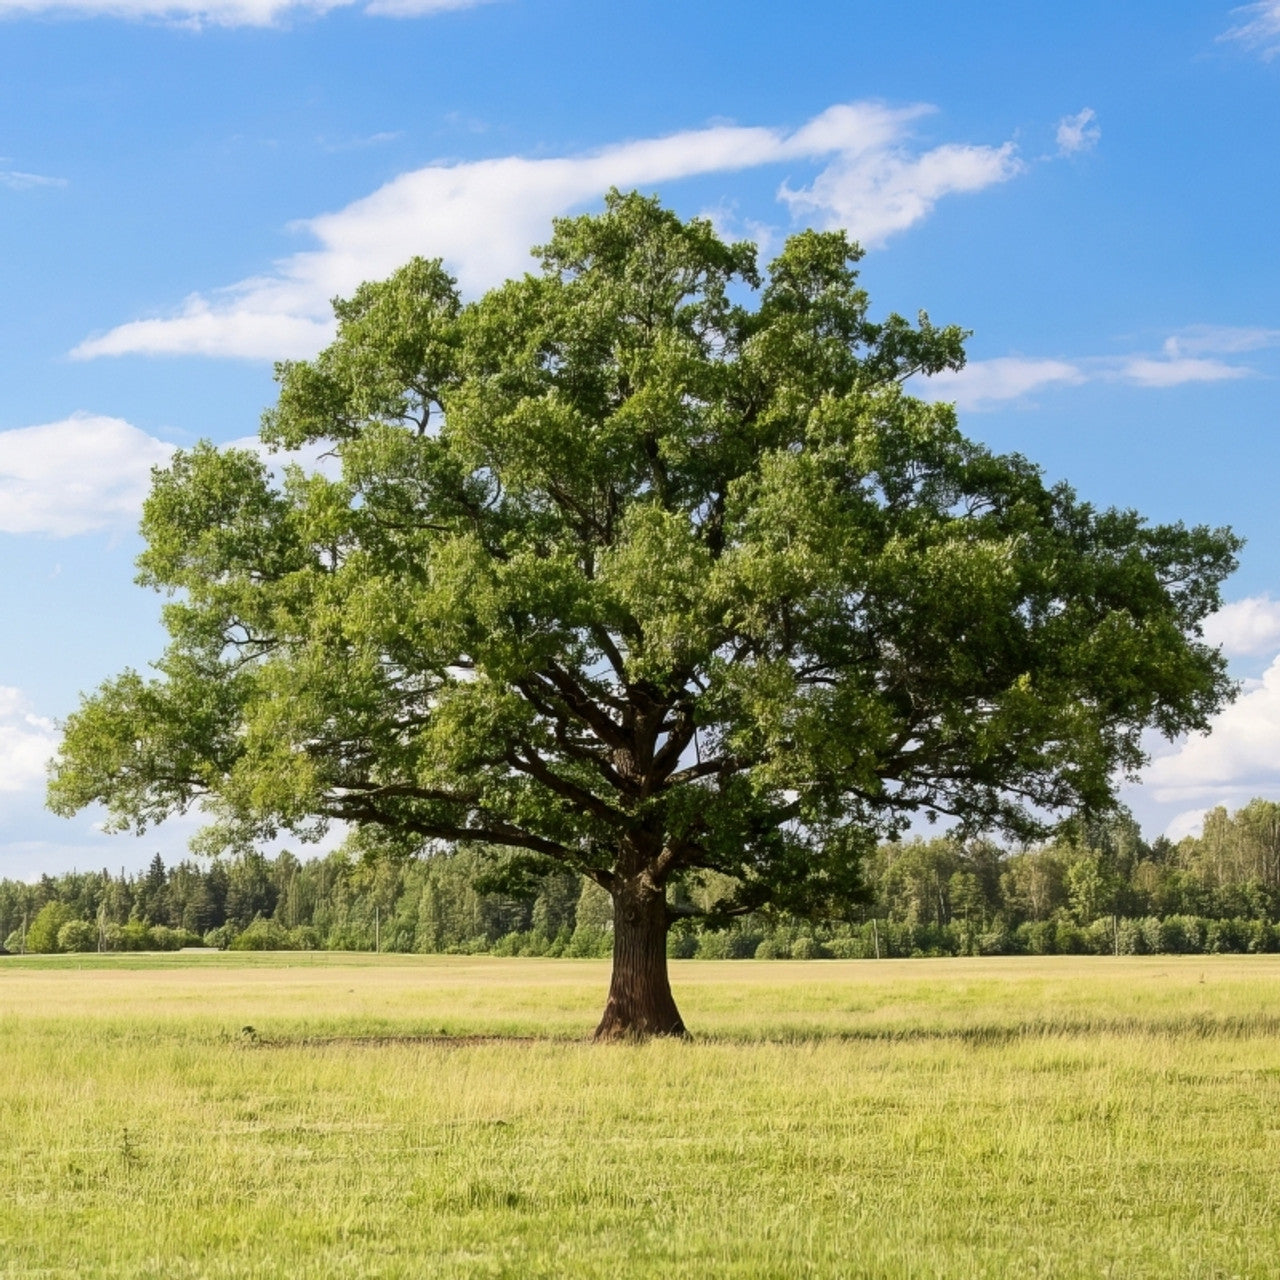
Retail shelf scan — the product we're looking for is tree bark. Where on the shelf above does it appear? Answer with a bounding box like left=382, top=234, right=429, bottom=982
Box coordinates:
left=594, top=876, right=686, bottom=1039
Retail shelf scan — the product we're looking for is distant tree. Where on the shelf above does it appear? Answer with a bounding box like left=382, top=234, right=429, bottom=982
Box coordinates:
left=203, top=861, right=229, bottom=927
left=948, top=870, right=987, bottom=928
left=50, top=192, right=1239, bottom=1036
left=225, top=852, right=277, bottom=929
left=180, top=878, right=218, bottom=936
left=0, top=880, right=35, bottom=946
left=136, top=853, right=169, bottom=925
left=100, top=870, right=134, bottom=928
left=875, top=838, right=963, bottom=926
left=1001, top=848, right=1069, bottom=923
left=530, top=871, right=580, bottom=939
left=57, top=919, right=98, bottom=953
left=25, top=901, right=71, bottom=954
left=229, top=916, right=295, bottom=951
left=1064, top=853, right=1120, bottom=925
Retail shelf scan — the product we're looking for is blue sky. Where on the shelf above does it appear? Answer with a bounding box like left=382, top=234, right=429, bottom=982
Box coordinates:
left=2, top=0, right=1280, bottom=876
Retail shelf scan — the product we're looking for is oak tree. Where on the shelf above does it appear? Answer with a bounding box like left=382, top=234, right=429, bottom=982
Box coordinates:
left=50, top=192, right=1239, bottom=1036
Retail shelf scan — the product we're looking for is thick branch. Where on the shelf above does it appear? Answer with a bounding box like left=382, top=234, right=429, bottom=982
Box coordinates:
left=326, top=795, right=574, bottom=861
left=505, top=745, right=631, bottom=827
left=515, top=677, right=633, bottom=791
left=588, top=624, right=628, bottom=684
left=539, top=662, right=630, bottom=747
left=650, top=710, right=696, bottom=781
left=664, top=754, right=740, bottom=786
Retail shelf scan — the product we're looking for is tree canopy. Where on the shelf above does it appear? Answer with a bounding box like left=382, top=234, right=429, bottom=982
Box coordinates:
left=50, top=190, right=1239, bottom=1036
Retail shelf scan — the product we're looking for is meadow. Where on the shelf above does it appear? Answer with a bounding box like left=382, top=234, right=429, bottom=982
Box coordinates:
left=2, top=954, right=1280, bottom=1278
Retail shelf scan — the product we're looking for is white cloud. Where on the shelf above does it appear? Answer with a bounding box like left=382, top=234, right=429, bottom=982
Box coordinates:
left=0, top=0, right=484, bottom=27
left=1055, top=108, right=1100, bottom=156
left=778, top=135, right=1022, bottom=247
left=700, top=202, right=780, bottom=264
left=0, top=414, right=353, bottom=539
left=0, top=688, right=57, bottom=795
left=0, top=414, right=176, bottom=537
left=1145, top=655, right=1280, bottom=803
left=920, top=357, right=1085, bottom=410
left=1203, top=595, right=1280, bottom=657
left=73, top=102, right=1022, bottom=362
left=78, top=296, right=335, bottom=361
left=1219, top=1, right=1280, bottom=59
left=1116, top=355, right=1250, bottom=387
left=1164, top=808, right=1208, bottom=842
left=915, top=339, right=1260, bottom=409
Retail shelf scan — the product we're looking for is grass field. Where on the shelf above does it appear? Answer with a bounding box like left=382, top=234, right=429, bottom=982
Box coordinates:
left=3, top=954, right=1280, bottom=1278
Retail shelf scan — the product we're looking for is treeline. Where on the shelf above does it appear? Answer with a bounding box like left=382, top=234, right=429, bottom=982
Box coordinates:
left=8, top=800, right=1280, bottom=958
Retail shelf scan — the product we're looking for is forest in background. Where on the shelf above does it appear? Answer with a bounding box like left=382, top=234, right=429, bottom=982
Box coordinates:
left=6, top=800, right=1280, bottom=959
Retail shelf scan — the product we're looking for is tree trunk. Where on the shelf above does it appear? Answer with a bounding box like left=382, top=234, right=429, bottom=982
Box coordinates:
left=594, top=877, right=685, bottom=1039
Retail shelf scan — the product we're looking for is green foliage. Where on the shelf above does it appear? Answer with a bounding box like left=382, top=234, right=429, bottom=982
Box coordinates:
left=148, top=925, right=201, bottom=951
left=695, top=932, right=732, bottom=959
left=564, top=927, right=612, bottom=959
left=113, top=921, right=154, bottom=951
left=56, top=920, right=97, bottom=953
left=229, top=917, right=296, bottom=951
left=25, top=902, right=70, bottom=954
left=666, top=930, right=698, bottom=959
left=49, top=192, right=1237, bottom=951
left=203, top=924, right=236, bottom=950
left=753, top=936, right=790, bottom=959
left=789, top=935, right=826, bottom=960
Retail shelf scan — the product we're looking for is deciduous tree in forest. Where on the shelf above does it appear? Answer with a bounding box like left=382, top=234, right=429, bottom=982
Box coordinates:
left=50, top=192, right=1239, bottom=1036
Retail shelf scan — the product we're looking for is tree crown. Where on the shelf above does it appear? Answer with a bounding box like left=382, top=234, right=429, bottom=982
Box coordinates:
left=51, top=190, right=1239, bottom=923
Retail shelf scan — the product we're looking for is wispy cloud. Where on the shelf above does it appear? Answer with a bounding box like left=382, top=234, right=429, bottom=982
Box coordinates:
left=0, top=688, right=57, bottom=795
left=919, top=358, right=1086, bottom=408
left=0, top=168, right=66, bottom=190
left=0, top=0, right=485, bottom=26
left=0, top=414, right=175, bottom=536
left=1055, top=108, right=1100, bottom=156
left=318, top=130, right=403, bottom=153
left=1116, top=355, right=1249, bottom=388
left=1218, top=1, right=1280, bottom=59
left=73, top=102, right=1023, bottom=362
left=1161, top=325, right=1280, bottom=357
left=916, top=324, right=1277, bottom=409
left=77, top=301, right=334, bottom=362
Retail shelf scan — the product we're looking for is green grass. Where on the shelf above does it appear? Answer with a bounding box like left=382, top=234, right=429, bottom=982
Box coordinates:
left=3, top=954, right=1280, bottom=1277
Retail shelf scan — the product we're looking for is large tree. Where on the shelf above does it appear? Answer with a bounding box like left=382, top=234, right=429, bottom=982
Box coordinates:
left=50, top=192, right=1238, bottom=1037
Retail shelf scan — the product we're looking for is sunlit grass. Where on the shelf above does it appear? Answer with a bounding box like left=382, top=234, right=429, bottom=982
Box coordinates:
left=3, top=954, right=1280, bottom=1277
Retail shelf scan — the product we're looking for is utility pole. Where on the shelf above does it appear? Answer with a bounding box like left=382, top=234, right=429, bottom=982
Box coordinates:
left=872, top=917, right=880, bottom=960
left=374, top=905, right=380, bottom=954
